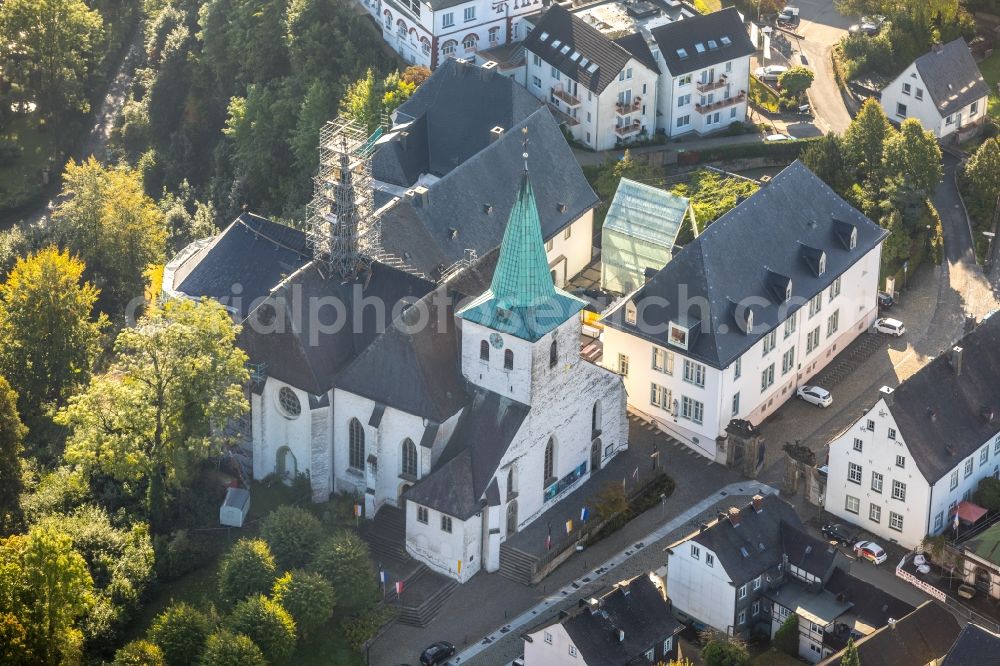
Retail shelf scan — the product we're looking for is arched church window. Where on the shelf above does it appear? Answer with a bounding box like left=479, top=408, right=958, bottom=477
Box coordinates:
left=349, top=418, right=365, bottom=470
left=401, top=438, right=417, bottom=478
left=550, top=339, right=558, bottom=368
left=480, top=339, right=490, bottom=361
left=543, top=437, right=555, bottom=485
left=504, top=349, right=514, bottom=370
left=277, top=387, right=301, bottom=418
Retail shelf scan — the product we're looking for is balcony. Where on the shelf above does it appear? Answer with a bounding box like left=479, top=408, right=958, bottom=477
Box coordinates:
left=614, top=120, right=642, bottom=137
left=547, top=103, right=580, bottom=126
left=551, top=87, right=581, bottom=108
left=694, top=91, right=746, bottom=114
left=696, top=74, right=728, bottom=93
left=614, top=96, right=642, bottom=116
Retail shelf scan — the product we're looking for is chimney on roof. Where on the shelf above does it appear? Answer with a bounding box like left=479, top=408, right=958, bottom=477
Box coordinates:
left=752, top=495, right=764, bottom=513
left=489, top=126, right=505, bottom=143
left=482, top=60, right=498, bottom=76
left=618, top=629, right=625, bottom=642
left=728, top=507, right=741, bottom=527
left=413, top=185, right=429, bottom=207
left=880, top=386, right=894, bottom=407
left=587, top=597, right=601, bottom=612
left=950, top=346, right=963, bottom=376
left=888, top=617, right=897, bottom=629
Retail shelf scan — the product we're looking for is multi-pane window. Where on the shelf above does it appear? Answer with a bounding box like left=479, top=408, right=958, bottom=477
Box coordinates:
left=441, top=515, right=452, bottom=533
left=889, top=511, right=904, bottom=531
left=869, top=504, right=881, bottom=523
left=738, top=584, right=747, bottom=599
left=995, top=435, right=1000, bottom=456
left=965, top=457, right=975, bottom=478
left=760, top=364, right=775, bottom=391
left=417, top=506, right=429, bottom=524
left=652, top=347, right=673, bottom=374
left=504, top=349, right=514, bottom=370
left=571, top=646, right=579, bottom=657
left=737, top=610, right=746, bottom=625
left=691, top=544, right=700, bottom=559
left=442, top=12, right=454, bottom=27
left=706, top=553, right=715, bottom=567
left=827, top=310, right=839, bottom=337
left=829, top=276, right=842, bottom=301
left=892, top=480, right=906, bottom=501
left=683, top=359, right=705, bottom=387
left=544, top=631, right=553, bottom=644
left=463, top=6, right=474, bottom=20
left=681, top=396, right=704, bottom=424
left=663, top=638, right=673, bottom=653
left=866, top=419, right=875, bottom=431
left=625, top=302, right=637, bottom=325
left=732, top=392, right=740, bottom=417
left=650, top=383, right=672, bottom=412
left=888, top=428, right=896, bottom=440
left=934, top=513, right=944, bottom=531
left=349, top=418, right=365, bottom=470
left=753, top=575, right=761, bottom=590
left=951, top=470, right=960, bottom=490
left=848, top=462, right=862, bottom=484
left=982, top=446, right=990, bottom=466
left=543, top=438, right=555, bottom=484
left=734, top=357, right=741, bottom=379
left=401, top=439, right=417, bottom=478
left=871, top=471, right=883, bottom=493
left=782, top=347, right=795, bottom=375
left=845, top=495, right=860, bottom=514
left=853, top=438, right=863, bottom=452
left=808, top=293, right=822, bottom=318
left=618, top=353, right=629, bottom=376
left=480, top=340, right=489, bottom=361
left=752, top=601, right=760, bottom=616
left=644, top=649, right=653, bottom=661
left=896, top=454, right=905, bottom=468
left=762, top=330, right=777, bottom=355
left=784, top=315, right=797, bottom=338
left=806, top=327, right=820, bottom=353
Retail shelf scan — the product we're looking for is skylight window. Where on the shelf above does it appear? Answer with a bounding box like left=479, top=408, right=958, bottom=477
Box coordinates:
left=721, top=35, right=731, bottom=45
left=676, top=48, right=688, bottom=58
left=695, top=42, right=705, bottom=53
left=579, top=57, right=589, bottom=68
left=560, top=44, right=571, bottom=54
left=539, top=31, right=549, bottom=41
left=552, top=39, right=562, bottom=49
left=707, top=39, right=718, bottom=49
left=587, top=62, right=599, bottom=73
left=570, top=51, right=581, bottom=61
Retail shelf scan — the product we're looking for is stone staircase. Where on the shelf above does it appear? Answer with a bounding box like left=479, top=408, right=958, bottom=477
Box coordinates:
left=813, top=332, right=885, bottom=388
left=498, top=542, right=538, bottom=586
left=361, top=504, right=411, bottom=566
left=391, top=565, right=458, bottom=627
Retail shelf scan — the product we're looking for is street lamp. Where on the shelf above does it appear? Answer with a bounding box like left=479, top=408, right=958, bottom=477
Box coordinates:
left=984, top=231, right=995, bottom=267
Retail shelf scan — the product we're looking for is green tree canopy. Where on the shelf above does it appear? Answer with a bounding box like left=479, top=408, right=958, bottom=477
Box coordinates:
left=701, top=636, right=751, bottom=666
left=773, top=614, right=799, bottom=656
left=0, top=247, right=106, bottom=423
left=59, top=298, right=248, bottom=529
left=199, top=629, right=267, bottom=666
left=843, top=99, right=894, bottom=187
left=226, top=596, right=296, bottom=665
left=53, top=158, right=167, bottom=313
left=802, top=134, right=851, bottom=194
left=113, top=640, right=165, bottom=666
left=148, top=602, right=213, bottom=666
left=0, top=377, right=26, bottom=534
left=840, top=637, right=861, bottom=666
left=217, top=538, right=278, bottom=605
left=272, top=570, right=335, bottom=638
left=964, top=137, right=1000, bottom=210
left=778, top=66, right=815, bottom=98
left=0, top=0, right=104, bottom=126
left=260, top=505, right=324, bottom=571
left=974, top=477, right=1000, bottom=513
left=310, top=530, right=377, bottom=614
left=881, top=118, right=942, bottom=215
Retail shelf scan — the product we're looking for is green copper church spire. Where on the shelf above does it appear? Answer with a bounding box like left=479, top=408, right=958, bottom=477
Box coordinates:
left=457, top=132, right=584, bottom=342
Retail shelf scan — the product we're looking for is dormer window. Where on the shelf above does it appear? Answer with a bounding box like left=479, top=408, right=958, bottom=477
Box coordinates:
left=625, top=302, right=637, bottom=326
left=785, top=281, right=793, bottom=301
left=849, top=227, right=857, bottom=250
left=668, top=322, right=689, bottom=350
left=818, top=253, right=826, bottom=275
left=746, top=309, right=754, bottom=332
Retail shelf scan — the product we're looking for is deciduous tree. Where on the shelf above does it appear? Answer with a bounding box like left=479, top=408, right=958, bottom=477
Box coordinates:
left=777, top=66, right=815, bottom=98
left=881, top=118, right=942, bottom=216
left=802, top=134, right=851, bottom=194
left=217, top=539, right=277, bottom=605
left=226, top=596, right=296, bottom=665
left=148, top=602, right=212, bottom=666
left=701, top=635, right=750, bottom=666
left=260, top=505, right=324, bottom=571
left=0, top=377, right=26, bottom=534
left=310, top=531, right=377, bottom=614
left=199, top=629, right=267, bottom=666
left=272, top=570, right=335, bottom=638
left=113, top=640, right=165, bottom=666
left=840, top=637, right=861, bottom=666
left=843, top=99, right=894, bottom=188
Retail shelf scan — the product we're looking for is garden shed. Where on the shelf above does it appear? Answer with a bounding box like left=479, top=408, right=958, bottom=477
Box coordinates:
left=220, top=486, right=251, bottom=527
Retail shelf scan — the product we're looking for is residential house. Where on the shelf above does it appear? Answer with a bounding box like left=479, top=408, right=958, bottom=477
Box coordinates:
left=374, top=58, right=598, bottom=286
left=879, top=38, right=990, bottom=140
left=601, top=161, right=886, bottom=461
left=521, top=4, right=660, bottom=150
left=600, top=177, right=692, bottom=295
left=941, top=623, right=1000, bottom=666
left=824, top=314, right=1000, bottom=549
left=957, top=520, right=1000, bottom=601
left=818, top=601, right=961, bottom=665
left=357, top=0, right=543, bottom=69
left=522, top=575, right=683, bottom=665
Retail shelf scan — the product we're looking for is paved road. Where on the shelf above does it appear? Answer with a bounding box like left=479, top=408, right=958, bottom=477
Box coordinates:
left=785, top=0, right=853, bottom=134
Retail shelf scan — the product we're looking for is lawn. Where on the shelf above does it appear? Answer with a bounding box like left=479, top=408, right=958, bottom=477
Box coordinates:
left=980, top=49, right=1000, bottom=121
left=752, top=647, right=806, bottom=665
left=0, top=114, right=58, bottom=211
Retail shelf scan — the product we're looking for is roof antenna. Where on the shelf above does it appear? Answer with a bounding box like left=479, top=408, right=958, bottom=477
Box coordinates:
left=522, top=126, right=529, bottom=172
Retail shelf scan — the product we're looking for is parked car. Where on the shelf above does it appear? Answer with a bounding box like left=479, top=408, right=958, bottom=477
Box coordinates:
left=877, top=291, right=894, bottom=310
left=777, top=6, right=800, bottom=25
left=854, top=541, right=888, bottom=565
left=420, top=642, right=456, bottom=665
left=849, top=15, right=885, bottom=35
left=958, top=583, right=977, bottom=600
left=764, top=133, right=794, bottom=142
left=754, top=65, right=788, bottom=81
left=797, top=385, right=832, bottom=408
left=822, top=523, right=858, bottom=546
left=874, top=317, right=906, bottom=336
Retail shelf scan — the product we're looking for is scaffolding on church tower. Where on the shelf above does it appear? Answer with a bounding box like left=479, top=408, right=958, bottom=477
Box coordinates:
left=306, top=116, right=384, bottom=278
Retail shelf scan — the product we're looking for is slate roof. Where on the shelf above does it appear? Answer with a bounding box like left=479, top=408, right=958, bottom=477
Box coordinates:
left=941, top=623, right=1000, bottom=666
left=239, top=261, right=436, bottom=396
left=557, top=576, right=682, bottom=666
left=335, top=284, right=468, bottom=422
left=823, top=568, right=915, bottom=631
left=912, top=38, right=990, bottom=116
left=523, top=5, right=658, bottom=95
left=603, top=177, right=688, bottom=247
left=687, top=494, right=805, bottom=585
left=819, top=601, right=960, bottom=666
left=378, top=105, right=599, bottom=280
left=174, top=214, right=311, bottom=319
left=781, top=521, right=840, bottom=581
left=603, top=161, right=887, bottom=370
left=885, top=312, right=1000, bottom=484
left=651, top=7, right=755, bottom=77
left=963, top=522, right=1000, bottom=567
left=459, top=170, right=585, bottom=341
left=374, top=59, right=544, bottom=185
left=405, top=389, right=530, bottom=519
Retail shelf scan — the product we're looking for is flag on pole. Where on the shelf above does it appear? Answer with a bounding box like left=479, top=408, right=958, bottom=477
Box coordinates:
left=763, top=31, right=771, bottom=60
left=580, top=506, right=589, bottom=523
left=953, top=511, right=960, bottom=531
left=545, top=523, right=552, bottom=550
left=354, top=504, right=362, bottom=518
left=395, top=581, right=404, bottom=596
left=632, top=466, right=639, bottom=480
left=379, top=569, right=386, bottom=585
left=457, top=559, right=462, bottom=575
left=566, top=519, right=573, bottom=535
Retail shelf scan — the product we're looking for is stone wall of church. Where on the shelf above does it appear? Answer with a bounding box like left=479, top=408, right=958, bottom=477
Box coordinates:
left=460, top=319, right=536, bottom=406
left=405, top=501, right=482, bottom=583
left=252, top=379, right=327, bottom=489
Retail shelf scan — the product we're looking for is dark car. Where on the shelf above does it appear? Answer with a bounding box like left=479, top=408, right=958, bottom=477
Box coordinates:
left=877, top=291, right=894, bottom=310
left=420, top=642, right=456, bottom=666
left=822, top=523, right=858, bottom=546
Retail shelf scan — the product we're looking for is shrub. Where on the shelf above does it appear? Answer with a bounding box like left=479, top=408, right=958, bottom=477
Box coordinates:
left=974, top=477, right=1000, bottom=513
left=148, top=602, right=212, bottom=666
left=310, top=531, right=378, bottom=614
left=702, top=635, right=751, bottom=666
left=153, top=529, right=210, bottom=581
left=341, top=606, right=395, bottom=651
left=272, top=570, right=335, bottom=638
left=217, top=538, right=277, bottom=605
left=260, top=505, right=324, bottom=570
left=773, top=614, right=799, bottom=656
left=226, top=596, right=296, bottom=665
left=113, top=640, right=165, bottom=666
left=199, top=629, right=267, bottom=666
